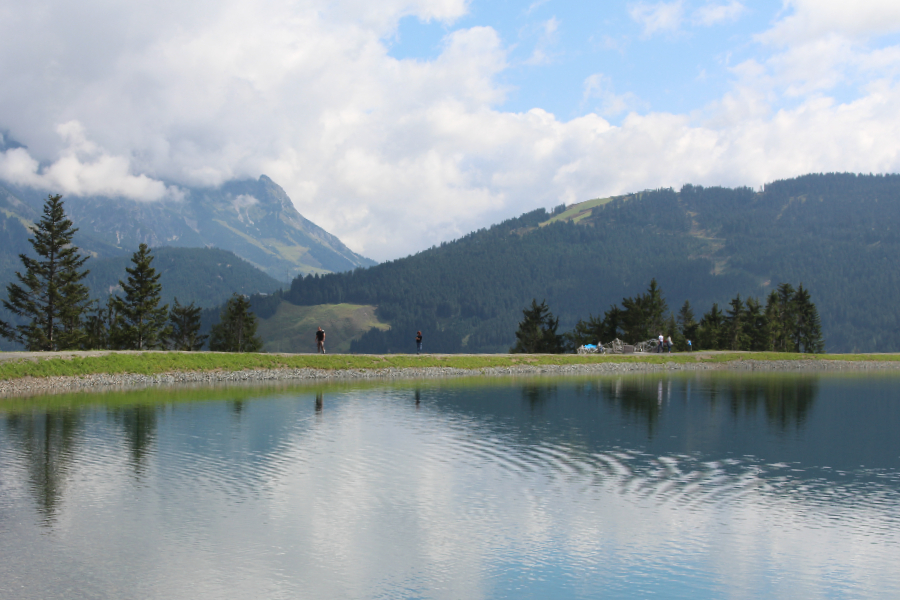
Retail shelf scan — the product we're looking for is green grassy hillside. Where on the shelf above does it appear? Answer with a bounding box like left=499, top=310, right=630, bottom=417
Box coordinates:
left=256, top=302, right=390, bottom=353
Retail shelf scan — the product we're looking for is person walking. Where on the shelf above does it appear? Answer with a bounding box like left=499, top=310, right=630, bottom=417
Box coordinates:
left=315, top=327, right=325, bottom=354
left=667, top=335, right=673, bottom=353
left=688, top=339, right=692, bottom=351
left=657, top=333, right=664, bottom=353
left=416, top=331, right=423, bottom=354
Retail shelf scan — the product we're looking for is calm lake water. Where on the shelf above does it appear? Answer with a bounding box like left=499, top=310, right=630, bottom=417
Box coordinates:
left=1, top=372, right=899, bottom=599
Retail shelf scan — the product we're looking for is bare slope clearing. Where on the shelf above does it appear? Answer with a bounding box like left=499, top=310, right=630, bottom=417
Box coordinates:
left=540, top=196, right=618, bottom=226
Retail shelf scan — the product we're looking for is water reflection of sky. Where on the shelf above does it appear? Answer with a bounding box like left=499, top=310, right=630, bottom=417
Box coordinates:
left=0, top=373, right=899, bottom=599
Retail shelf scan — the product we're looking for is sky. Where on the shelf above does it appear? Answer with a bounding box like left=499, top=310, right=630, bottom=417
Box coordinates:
left=2, top=0, right=900, bottom=261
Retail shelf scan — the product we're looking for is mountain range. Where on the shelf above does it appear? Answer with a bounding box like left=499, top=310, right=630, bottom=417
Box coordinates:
left=264, top=172, right=900, bottom=354
left=0, top=173, right=374, bottom=281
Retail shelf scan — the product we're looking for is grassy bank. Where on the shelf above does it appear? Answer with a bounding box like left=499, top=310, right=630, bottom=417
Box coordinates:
left=1, top=350, right=899, bottom=381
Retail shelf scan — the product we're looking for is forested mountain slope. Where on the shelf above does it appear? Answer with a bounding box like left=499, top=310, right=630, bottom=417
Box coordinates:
left=268, top=173, right=900, bottom=353
left=84, top=247, right=282, bottom=309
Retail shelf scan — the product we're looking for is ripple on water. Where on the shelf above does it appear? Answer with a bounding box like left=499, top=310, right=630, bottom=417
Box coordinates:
left=2, top=377, right=900, bottom=599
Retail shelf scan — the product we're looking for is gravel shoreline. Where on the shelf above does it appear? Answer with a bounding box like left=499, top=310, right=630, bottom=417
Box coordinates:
left=2, top=358, right=900, bottom=398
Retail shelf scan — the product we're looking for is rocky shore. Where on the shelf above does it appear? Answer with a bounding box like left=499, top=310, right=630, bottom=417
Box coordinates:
left=2, top=358, right=899, bottom=398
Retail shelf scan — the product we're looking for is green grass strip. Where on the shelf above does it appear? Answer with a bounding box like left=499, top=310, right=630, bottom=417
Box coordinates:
left=1, top=350, right=899, bottom=381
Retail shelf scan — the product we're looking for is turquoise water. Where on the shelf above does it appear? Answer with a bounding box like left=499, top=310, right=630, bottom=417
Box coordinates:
left=1, top=372, right=899, bottom=599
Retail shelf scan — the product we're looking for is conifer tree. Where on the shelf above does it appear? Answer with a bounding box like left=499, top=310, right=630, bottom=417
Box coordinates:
left=698, top=303, right=723, bottom=350
left=511, top=299, right=563, bottom=353
left=771, top=283, right=797, bottom=352
left=724, top=295, right=750, bottom=350
left=665, top=313, right=682, bottom=350
left=166, top=298, right=208, bottom=351
left=0, top=194, right=91, bottom=350
left=564, top=312, right=604, bottom=350
left=794, top=284, right=824, bottom=353
left=601, top=305, right=623, bottom=342
left=744, top=296, right=768, bottom=351
left=677, top=300, right=698, bottom=348
left=643, top=278, right=668, bottom=337
left=112, top=243, right=169, bottom=350
left=83, top=296, right=118, bottom=350
left=209, top=294, right=262, bottom=352
left=566, top=304, right=624, bottom=350
left=764, top=290, right=780, bottom=351
left=620, top=279, right=668, bottom=342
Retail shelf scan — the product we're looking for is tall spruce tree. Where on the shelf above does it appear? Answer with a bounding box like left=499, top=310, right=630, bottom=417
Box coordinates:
left=677, top=300, right=698, bottom=348
left=165, top=298, right=208, bottom=351
left=772, top=283, right=797, bottom=352
left=511, top=299, right=563, bottom=353
left=794, top=284, right=825, bottom=353
left=764, top=290, right=780, bottom=351
left=724, top=295, right=750, bottom=351
left=698, top=303, right=723, bottom=350
left=0, top=194, right=91, bottom=350
left=620, top=279, right=668, bottom=342
left=744, top=296, right=769, bottom=351
left=113, top=243, right=169, bottom=350
left=209, top=294, right=262, bottom=352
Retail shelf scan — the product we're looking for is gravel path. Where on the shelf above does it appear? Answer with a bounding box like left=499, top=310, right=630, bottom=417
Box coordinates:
left=2, top=356, right=899, bottom=398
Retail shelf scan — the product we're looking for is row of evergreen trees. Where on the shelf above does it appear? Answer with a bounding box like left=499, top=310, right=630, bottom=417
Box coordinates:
left=0, top=195, right=262, bottom=352
left=512, top=279, right=824, bottom=353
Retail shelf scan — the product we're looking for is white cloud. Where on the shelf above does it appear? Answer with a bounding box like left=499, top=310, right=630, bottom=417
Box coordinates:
left=692, top=0, right=745, bottom=27
left=744, top=3, right=900, bottom=99
left=3, top=0, right=900, bottom=260
left=524, top=0, right=550, bottom=16
left=0, top=122, right=181, bottom=201
left=761, top=0, right=900, bottom=45
left=628, top=1, right=686, bottom=37
left=524, top=17, right=561, bottom=66
left=582, top=74, right=647, bottom=117
left=628, top=1, right=743, bottom=37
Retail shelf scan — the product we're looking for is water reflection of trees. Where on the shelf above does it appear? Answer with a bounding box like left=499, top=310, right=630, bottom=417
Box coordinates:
left=719, top=376, right=819, bottom=431
left=4, top=410, right=82, bottom=524
left=110, top=405, right=158, bottom=473
left=521, top=382, right=557, bottom=410
left=599, top=375, right=819, bottom=435
left=599, top=378, right=684, bottom=437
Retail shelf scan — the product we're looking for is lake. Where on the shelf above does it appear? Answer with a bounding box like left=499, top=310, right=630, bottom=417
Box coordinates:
left=1, top=372, right=899, bottom=599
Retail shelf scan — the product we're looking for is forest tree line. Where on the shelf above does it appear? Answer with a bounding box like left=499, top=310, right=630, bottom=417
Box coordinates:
left=0, top=195, right=262, bottom=353
left=512, top=279, right=824, bottom=353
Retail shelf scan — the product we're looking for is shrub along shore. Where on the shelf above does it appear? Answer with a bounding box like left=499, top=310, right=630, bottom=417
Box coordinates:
left=1, top=350, right=900, bottom=398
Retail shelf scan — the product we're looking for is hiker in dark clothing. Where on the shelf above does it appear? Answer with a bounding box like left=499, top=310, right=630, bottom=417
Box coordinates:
left=416, top=331, right=423, bottom=354
left=315, top=327, right=325, bottom=354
